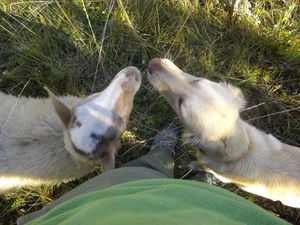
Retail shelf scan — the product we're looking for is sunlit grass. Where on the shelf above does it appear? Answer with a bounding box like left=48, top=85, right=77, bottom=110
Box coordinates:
left=0, top=0, right=299, bottom=224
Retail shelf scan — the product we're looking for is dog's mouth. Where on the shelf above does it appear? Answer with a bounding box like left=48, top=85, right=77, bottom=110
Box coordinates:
left=71, top=139, right=119, bottom=160
left=117, top=66, right=142, bottom=90
left=147, top=58, right=192, bottom=117
left=147, top=58, right=163, bottom=75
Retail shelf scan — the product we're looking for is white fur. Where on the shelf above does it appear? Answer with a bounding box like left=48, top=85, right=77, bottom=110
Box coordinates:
left=0, top=94, right=94, bottom=191
left=0, top=66, right=141, bottom=192
left=148, top=58, right=300, bottom=208
left=69, top=69, right=138, bottom=155
left=70, top=75, right=124, bottom=154
left=70, top=106, right=114, bottom=154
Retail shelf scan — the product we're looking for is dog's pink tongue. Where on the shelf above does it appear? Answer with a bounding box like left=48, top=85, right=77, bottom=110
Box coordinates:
left=147, top=58, right=162, bottom=74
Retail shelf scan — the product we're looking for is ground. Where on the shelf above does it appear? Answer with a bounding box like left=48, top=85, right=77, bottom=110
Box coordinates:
left=0, top=0, right=299, bottom=224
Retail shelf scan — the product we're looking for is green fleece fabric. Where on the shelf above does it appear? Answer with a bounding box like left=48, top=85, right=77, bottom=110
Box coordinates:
left=27, top=179, right=289, bottom=225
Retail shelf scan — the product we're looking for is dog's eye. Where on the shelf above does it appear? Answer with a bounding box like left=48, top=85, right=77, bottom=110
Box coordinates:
left=75, top=120, right=82, bottom=127
left=191, top=78, right=203, bottom=85
left=178, top=97, right=184, bottom=111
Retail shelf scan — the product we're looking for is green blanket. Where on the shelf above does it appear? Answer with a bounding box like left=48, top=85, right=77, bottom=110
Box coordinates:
left=27, top=179, right=289, bottom=225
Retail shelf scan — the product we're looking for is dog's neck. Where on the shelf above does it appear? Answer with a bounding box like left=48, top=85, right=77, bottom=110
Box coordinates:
left=0, top=95, right=97, bottom=181
left=185, top=118, right=250, bottom=163
left=222, top=118, right=250, bottom=161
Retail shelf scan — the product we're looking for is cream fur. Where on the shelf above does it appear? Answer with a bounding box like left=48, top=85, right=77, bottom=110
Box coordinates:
left=0, top=94, right=93, bottom=191
left=0, top=66, right=141, bottom=192
left=147, top=58, right=300, bottom=208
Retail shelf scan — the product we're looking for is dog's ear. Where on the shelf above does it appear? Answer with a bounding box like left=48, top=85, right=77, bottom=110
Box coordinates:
left=44, top=87, right=73, bottom=128
left=221, top=83, right=246, bottom=110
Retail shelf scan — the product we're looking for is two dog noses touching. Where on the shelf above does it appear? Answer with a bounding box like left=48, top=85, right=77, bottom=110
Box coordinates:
left=0, top=58, right=299, bottom=209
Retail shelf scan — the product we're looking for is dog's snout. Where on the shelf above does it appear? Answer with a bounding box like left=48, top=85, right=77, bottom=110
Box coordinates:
left=147, top=58, right=162, bottom=74
left=123, top=66, right=141, bottom=82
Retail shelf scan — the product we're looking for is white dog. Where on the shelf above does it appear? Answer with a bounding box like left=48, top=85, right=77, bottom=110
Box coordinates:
left=0, top=66, right=141, bottom=192
left=147, top=58, right=300, bottom=208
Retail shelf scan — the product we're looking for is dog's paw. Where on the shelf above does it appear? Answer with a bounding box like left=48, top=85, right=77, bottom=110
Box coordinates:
left=182, top=132, right=204, bottom=149
left=187, top=160, right=201, bottom=172
left=188, top=168, right=220, bottom=185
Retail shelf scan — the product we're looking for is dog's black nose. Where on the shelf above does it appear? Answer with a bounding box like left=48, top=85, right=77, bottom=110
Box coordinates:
left=147, top=58, right=162, bottom=74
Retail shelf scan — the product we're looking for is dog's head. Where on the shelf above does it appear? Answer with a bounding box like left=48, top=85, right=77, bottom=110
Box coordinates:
left=47, top=66, right=141, bottom=171
left=147, top=58, right=245, bottom=141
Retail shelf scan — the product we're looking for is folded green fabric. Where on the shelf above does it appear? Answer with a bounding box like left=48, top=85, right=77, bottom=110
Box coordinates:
left=27, top=179, right=290, bottom=225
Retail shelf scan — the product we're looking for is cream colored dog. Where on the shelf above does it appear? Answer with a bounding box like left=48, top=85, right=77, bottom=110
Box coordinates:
left=147, top=58, right=300, bottom=208
left=0, top=67, right=141, bottom=192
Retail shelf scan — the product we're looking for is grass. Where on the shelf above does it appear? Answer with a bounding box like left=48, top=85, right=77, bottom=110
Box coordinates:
left=0, top=0, right=299, bottom=224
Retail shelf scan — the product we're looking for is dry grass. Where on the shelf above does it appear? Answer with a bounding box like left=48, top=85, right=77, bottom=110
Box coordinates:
left=0, top=0, right=299, bottom=224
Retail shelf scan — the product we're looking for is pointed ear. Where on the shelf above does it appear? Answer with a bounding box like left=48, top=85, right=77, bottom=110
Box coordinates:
left=44, top=86, right=72, bottom=128
left=220, top=82, right=246, bottom=110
